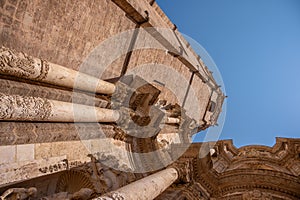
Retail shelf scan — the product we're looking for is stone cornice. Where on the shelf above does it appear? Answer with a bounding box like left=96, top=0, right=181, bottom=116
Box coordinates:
left=211, top=138, right=300, bottom=174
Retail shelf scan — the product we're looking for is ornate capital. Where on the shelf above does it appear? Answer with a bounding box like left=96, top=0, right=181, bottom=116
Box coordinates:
left=171, top=159, right=192, bottom=183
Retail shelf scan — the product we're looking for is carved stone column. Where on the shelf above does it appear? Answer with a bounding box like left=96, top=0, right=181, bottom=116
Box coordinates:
left=0, top=46, right=116, bottom=94
left=0, top=93, right=119, bottom=122
left=94, top=167, right=179, bottom=200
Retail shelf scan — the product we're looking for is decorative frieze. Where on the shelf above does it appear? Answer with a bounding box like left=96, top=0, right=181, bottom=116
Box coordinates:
left=0, top=155, right=68, bottom=185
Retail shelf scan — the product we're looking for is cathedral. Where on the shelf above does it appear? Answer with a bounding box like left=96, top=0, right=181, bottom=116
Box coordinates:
left=0, top=0, right=299, bottom=199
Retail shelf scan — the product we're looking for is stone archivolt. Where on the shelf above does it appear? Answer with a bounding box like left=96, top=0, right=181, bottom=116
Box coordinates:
left=204, top=138, right=300, bottom=199
left=153, top=139, right=300, bottom=200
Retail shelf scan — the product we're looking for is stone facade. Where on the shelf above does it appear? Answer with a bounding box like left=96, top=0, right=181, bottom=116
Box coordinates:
left=0, top=0, right=298, bottom=200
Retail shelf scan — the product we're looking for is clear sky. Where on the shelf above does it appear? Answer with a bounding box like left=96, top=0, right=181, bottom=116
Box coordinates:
left=156, top=0, right=300, bottom=147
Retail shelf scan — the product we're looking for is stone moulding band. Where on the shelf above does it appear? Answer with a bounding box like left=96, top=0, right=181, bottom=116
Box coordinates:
left=0, top=93, right=120, bottom=122
left=0, top=46, right=116, bottom=94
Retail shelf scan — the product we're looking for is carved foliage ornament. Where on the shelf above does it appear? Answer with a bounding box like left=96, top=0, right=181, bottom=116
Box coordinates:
left=242, top=190, right=272, bottom=200
left=94, top=192, right=125, bottom=200
left=0, top=93, right=52, bottom=120
left=0, top=46, right=49, bottom=80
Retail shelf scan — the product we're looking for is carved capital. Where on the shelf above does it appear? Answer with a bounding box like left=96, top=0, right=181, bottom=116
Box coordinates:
left=0, top=46, right=49, bottom=80
left=116, top=107, right=133, bottom=130
left=171, top=159, right=192, bottom=183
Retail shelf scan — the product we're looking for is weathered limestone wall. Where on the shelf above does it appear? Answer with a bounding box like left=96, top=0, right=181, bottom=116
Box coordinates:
left=0, top=138, right=132, bottom=185
left=126, top=48, right=211, bottom=123
left=190, top=75, right=211, bottom=121
left=0, top=0, right=136, bottom=70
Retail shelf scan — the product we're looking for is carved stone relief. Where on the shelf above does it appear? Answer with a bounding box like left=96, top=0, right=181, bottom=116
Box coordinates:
left=236, top=148, right=275, bottom=159
left=55, top=153, right=135, bottom=198
left=94, top=192, right=125, bottom=200
left=39, top=159, right=68, bottom=174
left=242, top=190, right=272, bottom=200
left=172, top=159, right=192, bottom=183
left=0, top=93, right=52, bottom=121
left=0, top=46, right=49, bottom=80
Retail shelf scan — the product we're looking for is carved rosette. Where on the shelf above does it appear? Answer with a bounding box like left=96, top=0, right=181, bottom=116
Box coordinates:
left=0, top=93, right=52, bottom=120
left=94, top=192, right=125, bottom=200
left=0, top=46, right=49, bottom=80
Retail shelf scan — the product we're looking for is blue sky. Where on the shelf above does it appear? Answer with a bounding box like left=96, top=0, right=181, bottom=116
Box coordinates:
left=156, top=0, right=300, bottom=147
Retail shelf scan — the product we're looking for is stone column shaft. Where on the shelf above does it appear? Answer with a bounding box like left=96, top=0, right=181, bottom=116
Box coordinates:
left=94, top=167, right=178, bottom=200
left=0, top=93, right=119, bottom=122
left=0, top=46, right=116, bottom=94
